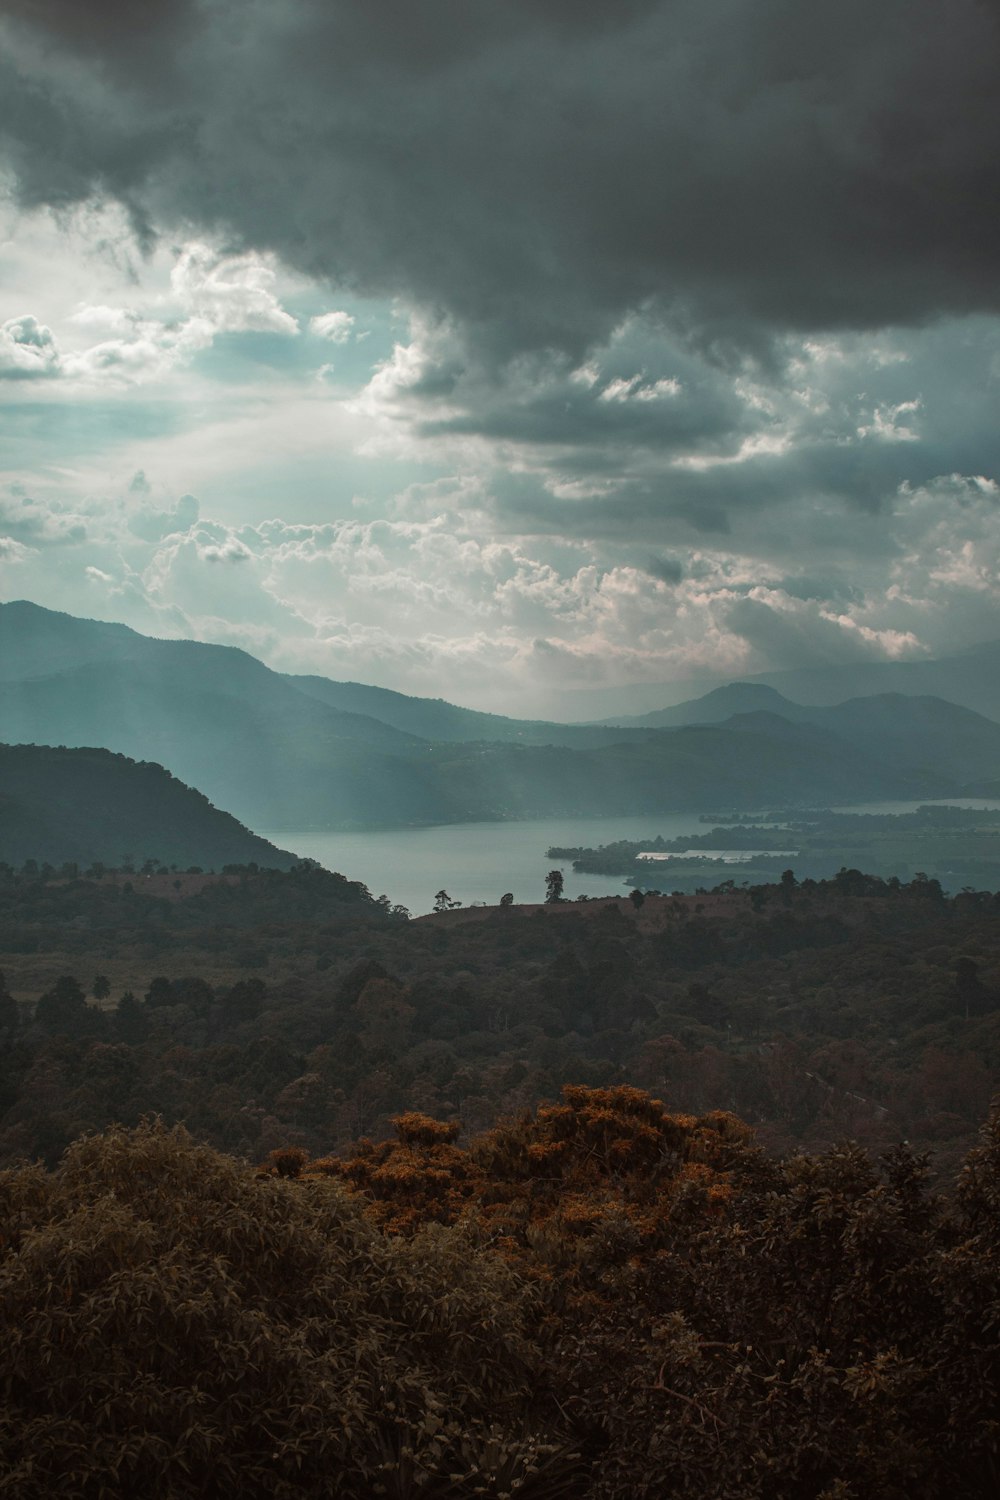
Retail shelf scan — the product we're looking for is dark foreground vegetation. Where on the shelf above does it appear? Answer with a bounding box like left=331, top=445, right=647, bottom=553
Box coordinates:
left=1, top=861, right=999, bottom=1173
left=3, top=861, right=1000, bottom=1495
left=3, top=1099, right=1000, bottom=1497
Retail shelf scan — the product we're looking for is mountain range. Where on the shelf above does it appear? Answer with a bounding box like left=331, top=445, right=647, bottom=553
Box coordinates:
left=2, top=599, right=999, bottom=833
left=601, top=683, right=1000, bottom=786
left=544, top=638, right=1000, bottom=722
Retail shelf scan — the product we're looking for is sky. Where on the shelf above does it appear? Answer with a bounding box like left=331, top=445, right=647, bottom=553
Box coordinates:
left=1, top=0, right=999, bottom=718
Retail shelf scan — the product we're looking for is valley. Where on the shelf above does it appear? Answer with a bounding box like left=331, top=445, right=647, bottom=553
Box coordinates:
left=4, top=600, right=1000, bottom=837
left=3, top=610, right=1000, bottom=1500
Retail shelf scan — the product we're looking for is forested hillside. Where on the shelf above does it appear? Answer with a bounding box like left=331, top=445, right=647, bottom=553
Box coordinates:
left=1, top=863, right=997, bottom=1173
left=0, top=743, right=299, bottom=870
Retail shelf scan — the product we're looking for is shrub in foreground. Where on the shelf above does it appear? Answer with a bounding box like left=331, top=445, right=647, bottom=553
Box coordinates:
left=0, top=1119, right=579, bottom=1498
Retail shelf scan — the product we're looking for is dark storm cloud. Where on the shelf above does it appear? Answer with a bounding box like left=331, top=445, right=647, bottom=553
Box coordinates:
left=487, top=438, right=926, bottom=547
left=645, top=556, right=685, bottom=586
left=725, top=596, right=890, bottom=669
left=777, top=575, right=863, bottom=606
left=2, top=0, right=193, bottom=42
left=2, top=0, right=999, bottom=363
left=452, top=306, right=1000, bottom=558
left=416, top=373, right=742, bottom=450
left=492, top=479, right=738, bottom=544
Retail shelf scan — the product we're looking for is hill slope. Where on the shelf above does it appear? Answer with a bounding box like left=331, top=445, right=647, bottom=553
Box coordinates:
left=285, top=671, right=676, bottom=748
left=0, top=743, right=300, bottom=869
left=0, top=602, right=452, bottom=827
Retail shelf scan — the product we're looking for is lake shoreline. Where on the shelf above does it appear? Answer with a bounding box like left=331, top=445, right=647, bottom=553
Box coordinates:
left=259, top=799, right=1000, bottom=916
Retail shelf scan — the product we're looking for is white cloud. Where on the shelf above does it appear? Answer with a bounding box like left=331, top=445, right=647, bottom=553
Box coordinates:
left=600, top=373, right=681, bottom=403
left=62, top=321, right=214, bottom=384
left=635, top=377, right=682, bottom=401
left=0, top=220, right=306, bottom=392
left=0, top=534, right=33, bottom=562
left=0, top=491, right=89, bottom=548
left=69, top=305, right=138, bottom=334
left=600, top=374, right=642, bottom=402
left=310, top=310, right=355, bottom=343
left=128, top=489, right=200, bottom=542
left=6, top=455, right=998, bottom=713
left=170, top=244, right=299, bottom=337
left=200, top=536, right=252, bottom=564
left=858, top=399, right=922, bottom=443
left=0, top=315, right=60, bottom=379
left=570, top=361, right=600, bottom=388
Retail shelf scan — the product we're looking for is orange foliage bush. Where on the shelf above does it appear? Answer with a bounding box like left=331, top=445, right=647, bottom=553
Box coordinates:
left=303, top=1086, right=756, bottom=1285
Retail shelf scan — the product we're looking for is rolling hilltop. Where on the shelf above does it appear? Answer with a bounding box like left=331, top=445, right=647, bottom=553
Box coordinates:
left=0, top=743, right=299, bottom=870
left=2, top=600, right=999, bottom=830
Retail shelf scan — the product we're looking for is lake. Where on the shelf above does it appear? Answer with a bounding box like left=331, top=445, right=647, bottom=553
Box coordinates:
left=261, top=799, right=1000, bottom=915
left=261, top=813, right=713, bottom=914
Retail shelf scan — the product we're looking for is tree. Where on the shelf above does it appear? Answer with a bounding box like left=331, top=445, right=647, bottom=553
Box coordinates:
left=499, top=892, right=514, bottom=908
left=114, top=990, right=148, bottom=1045
left=145, top=977, right=175, bottom=1008
left=353, top=978, right=415, bottom=1054
left=0, top=1119, right=576, bottom=1498
left=220, top=977, right=267, bottom=1027
left=92, top=974, right=111, bottom=1001
left=34, top=975, right=92, bottom=1036
left=545, top=869, right=564, bottom=903
left=434, top=889, right=452, bottom=913
left=0, top=970, right=18, bottom=1035
left=629, top=888, right=645, bottom=909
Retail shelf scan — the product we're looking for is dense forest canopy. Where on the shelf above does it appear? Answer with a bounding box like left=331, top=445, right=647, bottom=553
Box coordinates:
left=3, top=1101, right=1000, bottom=1497
left=3, top=839, right=999, bottom=1497
left=1, top=862, right=998, bottom=1173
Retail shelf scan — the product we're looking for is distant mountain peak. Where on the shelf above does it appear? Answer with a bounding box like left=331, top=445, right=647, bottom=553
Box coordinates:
left=689, top=682, right=794, bottom=710
left=599, top=680, right=799, bottom=729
